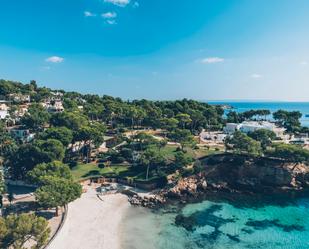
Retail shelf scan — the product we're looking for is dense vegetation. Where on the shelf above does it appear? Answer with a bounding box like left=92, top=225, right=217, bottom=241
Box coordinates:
left=0, top=213, right=50, bottom=249
left=1, top=79, right=309, bottom=183
left=1, top=79, right=309, bottom=245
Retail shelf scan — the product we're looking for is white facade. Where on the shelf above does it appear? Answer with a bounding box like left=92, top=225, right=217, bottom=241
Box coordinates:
left=224, top=121, right=286, bottom=138
left=0, top=110, right=8, bottom=119
left=223, top=123, right=241, bottom=134
left=42, top=101, right=64, bottom=113
left=0, top=104, right=9, bottom=119
left=8, top=94, right=30, bottom=103
left=200, top=130, right=227, bottom=143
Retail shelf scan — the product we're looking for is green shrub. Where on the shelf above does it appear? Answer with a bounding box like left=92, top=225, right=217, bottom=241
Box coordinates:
left=98, top=163, right=105, bottom=169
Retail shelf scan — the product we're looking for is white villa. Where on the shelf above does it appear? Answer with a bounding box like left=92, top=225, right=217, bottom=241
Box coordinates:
left=42, top=100, right=64, bottom=113
left=199, top=130, right=227, bottom=143
left=224, top=121, right=286, bottom=138
left=8, top=93, right=31, bottom=103
left=0, top=103, right=9, bottom=119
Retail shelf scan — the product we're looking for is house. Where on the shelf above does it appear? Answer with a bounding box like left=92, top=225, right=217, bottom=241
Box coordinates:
left=14, top=104, right=29, bottom=118
left=0, top=103, right=9, bottom=119
left=42, top=100, right=64, bottom=113
left=290, top=137, right=309, bottom=146
left=51, top=91, right=64, bottom=98
left=224, top=121, right=286, bottom=138
left=9, top=127, right=35, bottom=142
left=289, top=133, right=309, bottom=146
left=223, top=123, right=240, bottom=134
left=199, top=130, right=227, bottom=143
left=8, top=94, right=31, bottom=103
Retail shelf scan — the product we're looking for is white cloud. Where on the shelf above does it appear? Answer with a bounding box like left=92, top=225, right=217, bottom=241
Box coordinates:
left=104, top=0, right=130, bottom=7
left=300, top=61, right=308, bottom=66
left=84, top=11, right=96, bottom=17
left=106, top=19, right=117, bottom=25
left=102, top=12, right=117, bottom=18
left=251, top=73, right=263, bottom=79
left=45, top=56, right=64, bottom=63
left=200, top=57, right=225, bottom=64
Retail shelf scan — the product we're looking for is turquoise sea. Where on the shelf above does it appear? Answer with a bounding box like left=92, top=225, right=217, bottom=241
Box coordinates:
left=121, top=193, right=309, bottom=249
left=207, top=101, right=309, bottom=127
left=121, top=101, right=309, bottom=249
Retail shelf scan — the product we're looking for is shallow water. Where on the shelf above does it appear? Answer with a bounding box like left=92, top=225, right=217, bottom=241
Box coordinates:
left=121, top=195, right=309, bottom=249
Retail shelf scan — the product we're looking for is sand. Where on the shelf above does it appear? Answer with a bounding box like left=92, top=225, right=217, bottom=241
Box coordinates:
left=48, top=186, right=130, bottom=249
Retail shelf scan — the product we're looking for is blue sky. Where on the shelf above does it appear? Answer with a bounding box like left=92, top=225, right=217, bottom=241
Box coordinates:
left=0, top=0, right=309, bottom=101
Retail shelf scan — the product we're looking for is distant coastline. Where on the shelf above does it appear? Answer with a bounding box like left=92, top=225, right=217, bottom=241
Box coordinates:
left=207, top=101, right=309, bottom=127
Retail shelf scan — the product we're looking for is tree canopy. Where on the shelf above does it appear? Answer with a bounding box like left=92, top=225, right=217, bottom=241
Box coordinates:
left=273, top=110, right=302, bottom=132
left=247, top=129, right=276, bottom=150
left=269, top=143, right=309, bottom=163
left=225, top=131, right=262, bottom=156
left=0, top=213, right=50, bottom=249
left=27, top=161, right=72, bottom=186
left=35, top=176, right=82, bottom=215
left=39, top=127, right=73, bottom=147
left=140, top=148, right=166, bottom=180
left=6, top=139, right=65, bottom=180
left=21, top=103, right=50, bottom=131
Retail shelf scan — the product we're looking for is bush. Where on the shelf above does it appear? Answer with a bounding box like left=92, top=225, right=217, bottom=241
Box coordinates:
left=176, top=147, right=182, bottom=152
left=98, top=157, right=109, bottom=163
left=193, top=160, right=204, bottom=173
left=98, top=163, right=105, bottom=169
left=111, top=156, right=125, bottom=164
left=120, top=148, right=133, bottom=161
left=68, top=160, right=78, bottom=168
left=180, top=167, right=194, bottom=177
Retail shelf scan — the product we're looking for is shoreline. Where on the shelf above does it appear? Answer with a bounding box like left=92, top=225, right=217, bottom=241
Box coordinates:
left=48, top=186, right=130, bottom=249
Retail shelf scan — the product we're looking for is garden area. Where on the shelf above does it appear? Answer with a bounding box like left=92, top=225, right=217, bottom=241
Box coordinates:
left=70, top=144, right=222, bottom=182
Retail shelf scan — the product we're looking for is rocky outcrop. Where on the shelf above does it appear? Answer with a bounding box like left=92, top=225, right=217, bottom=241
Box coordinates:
left=128, top=155, right=309, bottom=207
left=202, top=154, right=309, bottom=192
left=165, top=176, right=207, bottom=198
left=163, top=154, right=309, bottom=201
left=128, top=194, right=166, bottom=208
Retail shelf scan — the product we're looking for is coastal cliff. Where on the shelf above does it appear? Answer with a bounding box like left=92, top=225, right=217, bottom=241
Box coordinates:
left=127, top=154, right=309, bottom=207
left=164, top=154, right=309, bottom=200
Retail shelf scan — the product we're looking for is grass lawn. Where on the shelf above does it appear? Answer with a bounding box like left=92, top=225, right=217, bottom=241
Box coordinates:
left=160, top=144, right=221, bottom=161
left=71, top=145, right=222, bottom=181
left=71, top=163, right=130, bottom=181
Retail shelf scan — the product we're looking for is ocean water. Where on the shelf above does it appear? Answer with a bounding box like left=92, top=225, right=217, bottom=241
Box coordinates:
left=121, top=194, right=309, bottom=249
left=207, top=101, right=309, bottom=127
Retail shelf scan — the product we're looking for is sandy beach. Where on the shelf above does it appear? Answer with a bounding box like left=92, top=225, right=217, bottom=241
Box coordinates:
left=48, top=186, right=130, bottom=249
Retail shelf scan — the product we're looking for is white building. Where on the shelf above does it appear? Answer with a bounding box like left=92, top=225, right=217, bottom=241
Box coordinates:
left=14, top=104, right=29, bottom=118
left=0, top=103, right=9, bottom=119
left=42, top=100, right=64, bottom=113
left=290, top=138, right=309, bottom=146
left=51, top=91, right=64, bottom=98
left=199, top=130, right=227, bottom=143
left=8, top=94, right=31, bottom=103
left=224, top=121, right=286, bottom=138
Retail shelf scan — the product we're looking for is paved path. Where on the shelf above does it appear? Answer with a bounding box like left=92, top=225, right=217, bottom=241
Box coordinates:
left=48, top=187, right=129, bottom=249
